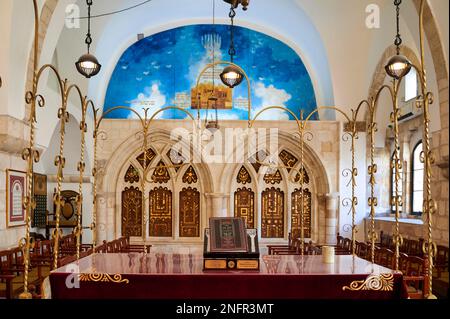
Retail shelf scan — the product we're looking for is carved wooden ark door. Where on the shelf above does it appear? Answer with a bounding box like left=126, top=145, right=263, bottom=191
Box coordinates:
left=261, top=187, right=284, bottom=238
left=234, top=187, right=255, bottom=229
left=121, top=186, right=143, bottom=237
left=179, top=187, right=200, bottom=237
left=291, top=188, right=312, bottom=239
left=149, top=186, right=172, bottom=237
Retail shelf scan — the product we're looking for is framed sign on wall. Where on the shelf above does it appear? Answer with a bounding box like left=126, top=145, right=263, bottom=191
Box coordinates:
left=6, top=169, right=27, bottom=227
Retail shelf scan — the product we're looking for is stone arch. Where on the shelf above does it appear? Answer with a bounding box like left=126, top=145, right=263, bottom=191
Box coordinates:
left=23, top=0, right=60, bottom=121
left=98, top=127, right=213, bottom=242
left=219, top=130, right=331, bottom=243
left=367, top=44, right=421, bottom=118
left=412, top=0, right=449, bottom=97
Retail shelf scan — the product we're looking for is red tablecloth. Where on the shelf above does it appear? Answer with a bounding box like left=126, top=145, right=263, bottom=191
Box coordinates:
left=49, top=253, right=407, bottom=299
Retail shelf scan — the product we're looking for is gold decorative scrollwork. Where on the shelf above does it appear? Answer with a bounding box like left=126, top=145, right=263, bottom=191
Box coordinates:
left=79, top=273, right=130, bottom=284
left=342, top=273, right=394, bottom=292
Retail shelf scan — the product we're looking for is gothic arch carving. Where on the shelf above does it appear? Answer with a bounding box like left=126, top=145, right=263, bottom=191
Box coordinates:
left=101, top=129, right=213, bottom=242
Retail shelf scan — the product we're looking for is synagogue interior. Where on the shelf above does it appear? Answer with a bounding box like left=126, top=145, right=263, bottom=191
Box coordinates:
left=0, top=0, right=449, bottom=302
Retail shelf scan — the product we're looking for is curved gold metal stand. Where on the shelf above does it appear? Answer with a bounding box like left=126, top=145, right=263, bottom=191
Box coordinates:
left=20, top=0, right=97, bottom=298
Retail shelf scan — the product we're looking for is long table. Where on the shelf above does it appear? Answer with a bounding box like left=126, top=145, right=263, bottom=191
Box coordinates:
left=49, top=253, right=407, bottom=299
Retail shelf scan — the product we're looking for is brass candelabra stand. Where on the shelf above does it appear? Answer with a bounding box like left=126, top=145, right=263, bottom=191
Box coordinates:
left=249, top=105, right=371, bottom=256
left=19, top=0, right=96, bottom=298
left=14, top=0, right=436, bottom=300
left=92, top=106, right=196, bottom=246
left=365, top=0, right=436, bottom=298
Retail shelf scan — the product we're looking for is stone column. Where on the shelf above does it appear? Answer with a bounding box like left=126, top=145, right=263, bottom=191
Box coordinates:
left=96, top=194, right=107, bottom=244
left=205, top=193, right=230, bottom=218
left=325, top=192, right=339, bottom=245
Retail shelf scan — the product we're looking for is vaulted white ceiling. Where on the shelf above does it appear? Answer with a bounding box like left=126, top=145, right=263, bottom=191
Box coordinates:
left=0, top=0, right=447, bottom=146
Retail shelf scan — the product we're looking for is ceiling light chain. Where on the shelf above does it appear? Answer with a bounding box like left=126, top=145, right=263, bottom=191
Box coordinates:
left=219, top=3, right=245, bottom=89
left=385, top=0, right=411, bottom=80
left=394, top=0, right=402, bottom=55
left=228, top=6, right=236, bottom=62
left=86, top=0, right=93, bottom=53
left=75, top=0, right=102, bottom=78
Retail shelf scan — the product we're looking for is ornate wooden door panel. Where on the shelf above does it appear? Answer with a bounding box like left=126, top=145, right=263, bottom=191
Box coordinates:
left=261, top=187, right=284, bottom=238
left=179, top=187, right=200, bottom=237
left=291, top=188, right=312, bottom=239
left=121, top=186, right=143, bottom=237
left=234, top=187, right=255, bottom=229
left=149, top=187, right=173, bottom=237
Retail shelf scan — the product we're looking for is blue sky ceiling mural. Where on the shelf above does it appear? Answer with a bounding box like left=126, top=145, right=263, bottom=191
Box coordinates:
left=104, top=24, right=318, bottom=120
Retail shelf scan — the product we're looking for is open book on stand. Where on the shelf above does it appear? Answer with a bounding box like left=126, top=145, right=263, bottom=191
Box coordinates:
left=203, top=217, right=260, bottom=271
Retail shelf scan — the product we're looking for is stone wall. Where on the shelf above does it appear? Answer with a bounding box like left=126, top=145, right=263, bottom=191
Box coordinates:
left=0, top=115, right=29, bottom=248
left=95, top=119, right=350, bottom=247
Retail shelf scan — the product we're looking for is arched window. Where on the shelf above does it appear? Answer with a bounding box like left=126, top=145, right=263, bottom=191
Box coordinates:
left=404, top=68, right=418, bottom=102
left=411, top=141, right=424, bottom=215
left=390, top=151, right=403, bottom=213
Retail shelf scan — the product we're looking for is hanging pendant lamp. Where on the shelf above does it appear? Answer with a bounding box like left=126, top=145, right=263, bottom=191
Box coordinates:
left=220, top=6, right=244, bottom=88
left=385, top=0, right=411, bottom=79
left=76, top=0, right=101, bottom=78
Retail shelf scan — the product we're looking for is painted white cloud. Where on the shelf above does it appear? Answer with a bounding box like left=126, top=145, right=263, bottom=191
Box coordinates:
left=128, top=83, right=166, bottom=119
left=233, top=95, right=250, bottom=111
left=215, top=112, right=240, bottom=120
left=253, top=82, right=292, bottom=120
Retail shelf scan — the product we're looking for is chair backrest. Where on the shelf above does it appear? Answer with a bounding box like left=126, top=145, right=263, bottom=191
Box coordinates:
left=57, top=254, right=77, bottom=268
left=343, top=238, right=351, bottom=251
left=379, top=248, right=395, bottom=269
left=356, top=242, right=369, bottom=260
left=398, top=252, right=409, bottom=273
left=336, top=235, right=344, bottom=249
left=406, top=256, right=425, bottom=276
left=95, top=243, right=107, bottom=253
left=41, top=240, right=53, bottom=258
left=0, top=250, right=13, bottom=272
left=380, top=231, right=389, bottom=247
left=435, top=245, right=448, bottom=264
left=408, top=239, right=421, bottom=256
left=10, top=247, right=24, bottom=266
left=401, top=238, right=410, bottom=254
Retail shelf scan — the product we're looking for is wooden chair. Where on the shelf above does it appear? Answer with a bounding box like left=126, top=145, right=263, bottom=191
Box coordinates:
left=343, top=238, right=351, bottom=252
left=0, top=250, right=18, bottom=299
left=374, top=246, right=382, bottom=264
left=267, top=233, right=296, bottom=255
left=400, top=238, right=410, bottom=254
left=106, top=241, right=116, bottom=253
left=408, top=239, right=421, bottom=257
left=398, top=252, right=409, bottom=272
left=305, top=241, right=321, bottom=255
left=0, top=273, right=15, bottom=299
left=379, top=231, right=389, bottom=247
left=57, top=254, right=77, bottom=268
left=434, top=245, right=448, bottom=278
left=79, top=249, right=94, bottom=259
left=272, top=238, right=301, bottom=255
left=336, top=234, right=344, bottom=249
left=10, top=247, right=27, bottom=276
left=403, top=256, right=427, bottom=299
left=356, top=242, right=369, bottom=260
left=378, top=248, right=395, bottom=269
left=94, top=242, right=107, bottom=253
